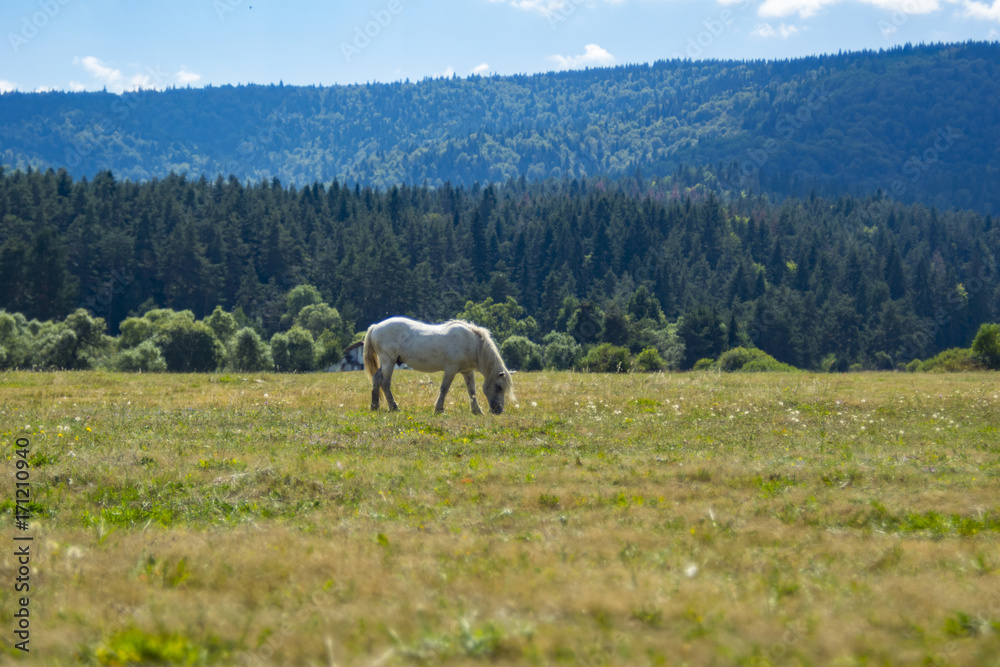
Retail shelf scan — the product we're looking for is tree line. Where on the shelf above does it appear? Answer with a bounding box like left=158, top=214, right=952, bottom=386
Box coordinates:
left=2, top=167, right=999, bottom=372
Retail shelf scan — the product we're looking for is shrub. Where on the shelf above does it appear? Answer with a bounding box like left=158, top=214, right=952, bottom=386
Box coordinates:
left=717, top=346, right=798, bottom=372
left=630, top=321, right=685, bottom=369
left=692, top=358, right=716, bottom=371
left=113, top=340, right=167, bottom=372
left=118, top=316, right=158, bottom=350
left=315, top=330, right=346, bottom=369
left=971, top=323, right=1000, bottom=370
left=821, top=353, right=839, bottom=373
left=205, top=306, right=239, bottom=344
left=634, top=347, right=666, bottom=372
left=577, top=343, right=631, bottom=373
left=542, top=332, right=581, bottom=370
left=910, top=348, right=979, bottom=372
left=271, top=326, right=315, bottom=372
left=0, top=311, right=30, bottom=369
left=295, top=303, right=343, bottom=337
left=33, top=310, right=111, bottom=370
left=230, top=328, right=272, bottom=372
left=158, top=320, right=225, bottom=372
left=500, top=335, right=543, bottom=371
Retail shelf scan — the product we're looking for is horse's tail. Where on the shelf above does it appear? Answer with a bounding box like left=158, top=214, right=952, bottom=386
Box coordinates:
left=363, top=326, right=379, bottom=380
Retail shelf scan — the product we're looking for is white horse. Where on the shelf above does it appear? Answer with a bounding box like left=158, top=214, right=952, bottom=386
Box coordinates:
left=363, top=317, right=515, bottom=415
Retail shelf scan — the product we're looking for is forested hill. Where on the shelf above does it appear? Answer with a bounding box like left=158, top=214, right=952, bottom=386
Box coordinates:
left=2, top=168, right=997, bottom=371
left=2, top=41, right=998, bottom=212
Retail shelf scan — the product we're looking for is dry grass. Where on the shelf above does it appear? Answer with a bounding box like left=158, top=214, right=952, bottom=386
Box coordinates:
left=1, top=369, right=999, bottom=665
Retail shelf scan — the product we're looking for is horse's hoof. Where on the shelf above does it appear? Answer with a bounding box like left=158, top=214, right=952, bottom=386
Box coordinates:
left=471, top=406, right=483, bottom=416
left=388, top=405, right=399, bottom=412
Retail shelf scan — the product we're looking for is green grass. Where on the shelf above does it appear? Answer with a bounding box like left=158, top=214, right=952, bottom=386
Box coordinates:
left=1, top=369, right=999, bottom=665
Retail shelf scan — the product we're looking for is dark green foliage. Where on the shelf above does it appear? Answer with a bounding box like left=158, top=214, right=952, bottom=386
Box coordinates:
left=541, top=332, right=581, bottom=371
left=634, top=347, right=666, bottom=372
left=578, top=343, right=631, bottom=373
left=229, top=328, right=272, bottom=372
left=157, top=320, right=225, bottom=373
left=456, top=297, right=538, bottom=345
left=113, top=340, right=167, bottom=372
left=0, top=165, right=998, bottom=372
left=0, top=308, right=111, bottom=369
left=499, top=336, right=543, bottom=371
left=271, top=326, right=315, bottom=372
left=627, top=286, right=663, bottom=323
left=205, top=306, right=238, bottom=345
left=567, top=302, right=604, bottom=346
left=678, top=306, right=726, bottom=370
left=717, top=347, right=798, bottom=373
left=971, top=323, right=1000, bottom=370
left=908, top=348, right=979, bottom=373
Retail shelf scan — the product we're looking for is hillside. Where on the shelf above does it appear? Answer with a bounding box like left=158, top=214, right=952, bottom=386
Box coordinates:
left=1, top=42, right=998, bottom=212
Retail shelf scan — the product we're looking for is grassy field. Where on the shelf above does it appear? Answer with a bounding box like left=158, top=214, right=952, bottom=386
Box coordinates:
left=1, top=369, right=999, bottom=666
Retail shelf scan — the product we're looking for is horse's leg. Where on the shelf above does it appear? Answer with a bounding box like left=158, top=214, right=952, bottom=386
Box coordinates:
left=370, top=367, right=382, bottom=411
left=378, top=357, right=399, bottom=411
left=463, top=371, right=483, bottom=415
left=435, top=371, right=456, bottom=414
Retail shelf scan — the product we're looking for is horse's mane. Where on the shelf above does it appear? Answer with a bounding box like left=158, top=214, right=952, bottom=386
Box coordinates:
left=452, top=320, right=516, bottom=402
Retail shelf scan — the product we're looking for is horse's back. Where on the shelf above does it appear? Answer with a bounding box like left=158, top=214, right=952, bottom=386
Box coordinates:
left=369, top=317, right=479, bottom=373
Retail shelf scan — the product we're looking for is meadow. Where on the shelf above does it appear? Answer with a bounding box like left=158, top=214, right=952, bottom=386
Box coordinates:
left=1, top=369, right=999, bottom=666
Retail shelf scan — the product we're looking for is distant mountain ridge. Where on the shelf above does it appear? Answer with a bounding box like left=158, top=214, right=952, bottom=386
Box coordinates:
left=2, top=41, right=998, bottom=212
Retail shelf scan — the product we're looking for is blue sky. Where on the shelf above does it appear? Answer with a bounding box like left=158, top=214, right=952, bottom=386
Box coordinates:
left=2, top=0, right=998, bottom=93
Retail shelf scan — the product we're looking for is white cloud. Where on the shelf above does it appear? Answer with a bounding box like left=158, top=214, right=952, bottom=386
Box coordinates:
left=489, top=0, right=579, bottom=16
left=962, top=0, right=1000, bottom=21
left=72, top=57, right=170, bottom=93
left=176, top=69, right=202, bottom=86
left=75, top=55, right=124, bottom=91
left=489, top=0, right=627, bottom=20
left=472, top=62, right=490, bottom=75
left=549, top=43, right=616, bottom=70
left=438, top=65, right=456, bottom=78
left=68, top=81, right=86, bottom=92
left=990, top=27, right=1000, bottom=36
left=757, top=0, right=945, bottom=18
left=0, top=80, right=16, bottom=94
left=752, top=21, right=801, bottom=37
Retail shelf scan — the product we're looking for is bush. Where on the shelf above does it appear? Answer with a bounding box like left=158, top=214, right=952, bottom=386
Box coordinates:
left=205, top=306, right=238, bottom=344
left=500, top=335, right=543, bottom=371
left=692, top=358, right=716, bottom=371
left=542, top=332, right=581, bottom=370
left=634, top=347, right=666, bottom=372
left=32, top=310, right=111, bottom=370
left=230, top=328, right=272, bottom=372
left=271, top=326, right=315, bottom=372
left=909, top=348, right=979, bottom=372
left=315, top=330, right=346, bottom=369
left=971, top=323, right=1000, bottom=370
left=113, top=340, right=167, bottom=372
left=0, top=311, right=30, bottom=369
left=716, top=347, right=798, bottom=372
left=577, top=343, right=631, bottom=373
left=630, top=320, right=685, bottom=369
left=158, top=320, right=225, bottom=372
left=118, top=316, right=158, bottom=350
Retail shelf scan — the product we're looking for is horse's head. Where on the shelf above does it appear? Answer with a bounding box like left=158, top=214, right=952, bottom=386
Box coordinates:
left=484, top=371, right=509, bottom=415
